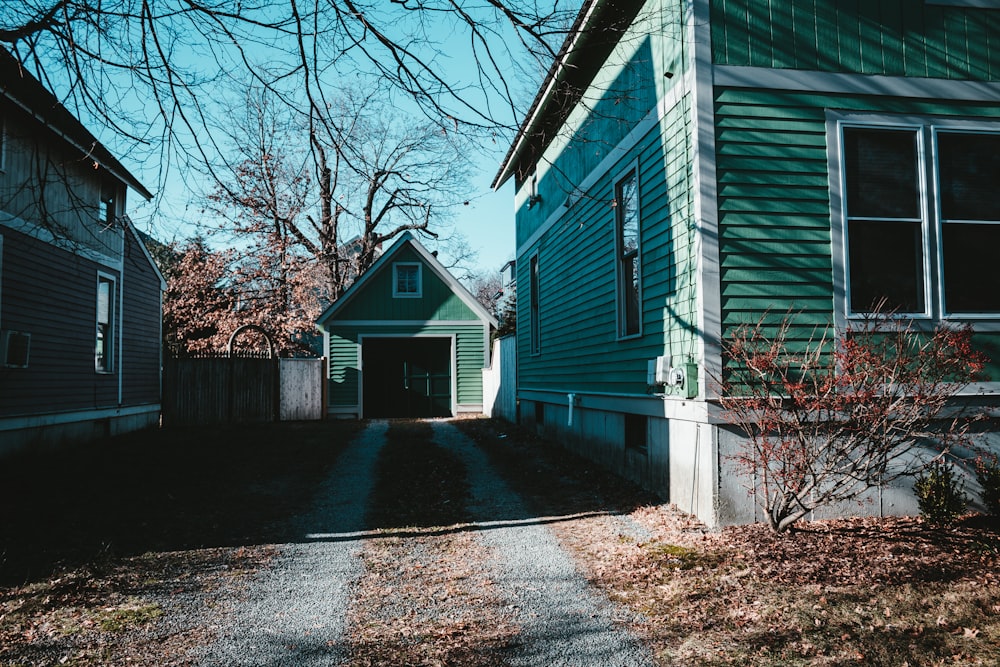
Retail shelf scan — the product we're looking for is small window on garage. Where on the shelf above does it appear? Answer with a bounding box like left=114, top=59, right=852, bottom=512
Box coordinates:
left=393, top=262, right=422, bottom=298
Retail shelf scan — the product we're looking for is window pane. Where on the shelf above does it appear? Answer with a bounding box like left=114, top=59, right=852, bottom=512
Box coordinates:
left=621, top=254, right=640, bottom=335
left=848, top=220, right=925, bottom=313
left=943, top=222, right=1000, bottom=313
left=844, top=128, right=920, bottom=219
left=396, top=265, right=418, bottom=293
left=617, top=174, right=638, bottom=254
left=97, top=280, right=111, bottom=324
left=938, top=132, right=1000, bottom=221
left=530, top=256, right=540, bottom=353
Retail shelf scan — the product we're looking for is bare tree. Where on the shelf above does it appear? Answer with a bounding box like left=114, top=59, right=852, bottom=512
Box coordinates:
left=205, top=85, right=473, bottom=300
left=1, top=1, right=576, bottom=174
left=466, top=270, right=503, bottom=315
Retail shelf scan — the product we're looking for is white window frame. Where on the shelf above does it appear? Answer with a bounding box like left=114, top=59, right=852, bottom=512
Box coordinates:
left=95, top=272, right=116, bottom=373
left=614, top=163, right=642, bottom=339
left=926, top=0, right=1000, bottom=6
left=0, top=114, right=6, bottom=173
left=392, top=262, right=422, bottom=298
left=529, top=251, right=541, bottom=356
left=828, top=111, right=1000, bottom=331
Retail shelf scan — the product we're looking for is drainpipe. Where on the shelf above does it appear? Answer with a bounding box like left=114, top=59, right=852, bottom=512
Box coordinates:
left=567, top=393, right=578, bottom=427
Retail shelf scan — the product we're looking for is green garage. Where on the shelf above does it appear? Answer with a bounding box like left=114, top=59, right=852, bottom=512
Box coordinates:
left=316, top=232, right=497, bottom=419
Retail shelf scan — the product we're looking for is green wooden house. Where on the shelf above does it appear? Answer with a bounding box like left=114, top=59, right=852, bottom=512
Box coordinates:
left=495, top=0, right=1000, bottom=526
left=316, top=232, right=497, bottom=419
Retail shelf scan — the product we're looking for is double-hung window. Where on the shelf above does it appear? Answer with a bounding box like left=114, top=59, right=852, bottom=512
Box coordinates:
left=615, top=168, right=641, bottom=337
left=936, top=131, right=1000, bottom=313
left=95, top=274, right=116, bottom=372
left=834, top=115, right=1000, bottom=319
left=393, top=263, right=422, bottom=298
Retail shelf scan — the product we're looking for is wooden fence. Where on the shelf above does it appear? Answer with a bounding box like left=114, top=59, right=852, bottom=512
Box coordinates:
left=163, top=355, right=327, bottom=426
left=482, top=334, right=516, bottom=422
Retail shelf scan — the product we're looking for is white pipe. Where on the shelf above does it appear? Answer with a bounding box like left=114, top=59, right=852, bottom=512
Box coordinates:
left=568, top=393, right=576, bottom=427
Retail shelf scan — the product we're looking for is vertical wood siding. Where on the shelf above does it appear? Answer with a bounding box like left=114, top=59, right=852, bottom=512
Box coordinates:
left=711, top=0, right=1000, bottom=81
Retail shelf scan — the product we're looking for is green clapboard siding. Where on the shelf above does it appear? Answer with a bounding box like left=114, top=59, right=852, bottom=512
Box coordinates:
left=516, top=89, right=698, bottom=396
left=516, top=0, right=689, bottom=249
left=321, top=242, right=490, bottom=411
left=326, top=324, right=487, bottom=408
left=714, top=86, right=1000, bottom=372
left=333, top=246, right=480, bottom=323
left=711, top=0, right=1000, bottom=81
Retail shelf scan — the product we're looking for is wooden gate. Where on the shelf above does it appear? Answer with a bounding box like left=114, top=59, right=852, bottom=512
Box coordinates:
left=163, top=354, right=326, bottom=426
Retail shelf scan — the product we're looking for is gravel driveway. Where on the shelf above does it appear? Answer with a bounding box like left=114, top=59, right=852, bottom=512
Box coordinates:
left=193, top=419, right=653, bottom=666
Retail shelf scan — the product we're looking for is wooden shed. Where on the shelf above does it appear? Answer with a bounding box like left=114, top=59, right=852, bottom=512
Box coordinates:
left=316, top=232, right=497, bottom=419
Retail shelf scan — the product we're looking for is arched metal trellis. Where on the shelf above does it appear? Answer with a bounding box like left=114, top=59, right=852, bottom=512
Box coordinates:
left=227, top=324, right=276, bottom=358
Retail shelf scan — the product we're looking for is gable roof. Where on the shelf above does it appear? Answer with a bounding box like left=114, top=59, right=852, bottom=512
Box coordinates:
left=0, top=48, right=152, bottom=200
left=492, top=0, right=644, bottom=189
left=316, top=231, right=499, bottom=328
left=124, top=215, right=168, bottom=291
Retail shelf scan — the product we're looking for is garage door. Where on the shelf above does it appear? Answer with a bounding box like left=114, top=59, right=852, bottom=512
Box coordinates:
left=362, top=337, right=452, bottom=418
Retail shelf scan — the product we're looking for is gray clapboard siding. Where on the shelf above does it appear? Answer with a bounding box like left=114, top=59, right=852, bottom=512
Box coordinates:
left=0, top=227, right=120, bottom=415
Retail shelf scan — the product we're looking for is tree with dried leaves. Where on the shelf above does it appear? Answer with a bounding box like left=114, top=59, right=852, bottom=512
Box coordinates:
left=162, top=237, right=324, bottom=356
left=719, top=310, right=988, bottom=533
left=161, top=238, right=236, bottom=355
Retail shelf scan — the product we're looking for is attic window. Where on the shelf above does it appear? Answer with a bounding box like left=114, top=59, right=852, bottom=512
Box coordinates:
left=99, top=192, right=116, bottom=229
left=393, top=263, right=422, bottom=298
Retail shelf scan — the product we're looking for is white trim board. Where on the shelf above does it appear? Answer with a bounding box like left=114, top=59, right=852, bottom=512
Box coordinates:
left=714, top=66, right=1000, bottom=102
left=691, top=0, right=722, bottom=402
left=0, top=403, right=160, bottom=432
left=515, top=71, right=694, bottom=259
left=516, top=387, right=714, bottom=423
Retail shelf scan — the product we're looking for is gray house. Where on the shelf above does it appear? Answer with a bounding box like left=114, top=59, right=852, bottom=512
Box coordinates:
left=0, top=49, right=165, bottom=454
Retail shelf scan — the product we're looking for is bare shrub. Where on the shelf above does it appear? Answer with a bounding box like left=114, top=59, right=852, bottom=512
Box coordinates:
left=719, top=310, right=988, bottom=532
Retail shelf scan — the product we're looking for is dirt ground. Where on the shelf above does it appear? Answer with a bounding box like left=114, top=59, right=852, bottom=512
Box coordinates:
left=1, top=417, right=998, bottom=666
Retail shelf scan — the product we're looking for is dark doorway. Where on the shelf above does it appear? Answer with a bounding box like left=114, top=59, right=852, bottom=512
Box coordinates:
left=362, top=337, right=452, bottom=418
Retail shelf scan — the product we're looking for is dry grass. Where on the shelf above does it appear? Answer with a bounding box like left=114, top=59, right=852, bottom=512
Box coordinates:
left=0, top=420, right=359, bottom=666
left=455, top=417, right=1000, bottom=667
left=343, top=421, right=518, bottom=666
left=4, top=417, right=999, bottom=666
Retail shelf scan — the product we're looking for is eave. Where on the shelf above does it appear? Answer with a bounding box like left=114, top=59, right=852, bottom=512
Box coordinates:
left=0, top=49, right=153, bottom=201
left=492, top=0, right=644, bottom=190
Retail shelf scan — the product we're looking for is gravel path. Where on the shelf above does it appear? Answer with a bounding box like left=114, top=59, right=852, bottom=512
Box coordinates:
left=431, top=420, right=654, bottom=667
left=193, top=419, right=653, bottom=666
left=194, top=420, right=387, bottom=667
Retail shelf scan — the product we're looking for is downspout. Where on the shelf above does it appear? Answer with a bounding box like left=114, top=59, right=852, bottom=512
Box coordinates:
left=117, top=218, right=124, bottom=407
left=568, top=393, right=578, bottom=427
